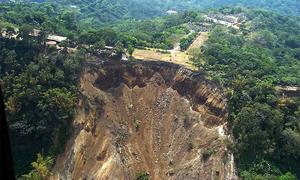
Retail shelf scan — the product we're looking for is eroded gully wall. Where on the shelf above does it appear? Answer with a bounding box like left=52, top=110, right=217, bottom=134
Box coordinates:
left=51, top=61, right=237, bottom=180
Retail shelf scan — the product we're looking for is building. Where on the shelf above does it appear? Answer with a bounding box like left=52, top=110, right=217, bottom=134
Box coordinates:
left=277, top=86, right=300, bottom=97
left=204, top=14, right=240, bottom=29
left=1, top=28, right=18, bottom=39
left=45, top=41, right=57, bottom=46
left=104, top=46, right=114, bottom=50
left=166, top=10, right=178, bottom=15
left=47, top=35, right=67, bottom=44
left=29, top=29, right=41, bottom=37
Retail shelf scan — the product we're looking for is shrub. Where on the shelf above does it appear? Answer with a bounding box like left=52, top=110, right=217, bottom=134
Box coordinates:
left=202, top=149, right=212, bottom=161
left=136, top=172, right=150, bottom=180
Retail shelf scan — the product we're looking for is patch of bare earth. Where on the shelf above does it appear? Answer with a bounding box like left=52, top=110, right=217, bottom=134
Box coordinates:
left=51, top=61, right=236, bottom=180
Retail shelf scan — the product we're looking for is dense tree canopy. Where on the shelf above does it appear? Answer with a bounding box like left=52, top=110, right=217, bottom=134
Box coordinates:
left=191, top=9, right=300, bottom=178
left=0, top=20, right=83, bottom=175
left=0, top=1, right=299, bottom=178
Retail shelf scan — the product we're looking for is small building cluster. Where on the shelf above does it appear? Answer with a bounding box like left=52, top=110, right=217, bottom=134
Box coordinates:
left=46, top=35, right=67, bottom=46
left=1, top=27, right=130, bottom=59
left=28, top=29, right=41, bottom=37
left=204, top=13, right=247, bottom=29
left=28, top=29, right=68, bottom=47
left=1, top=28, right=18, bottom=39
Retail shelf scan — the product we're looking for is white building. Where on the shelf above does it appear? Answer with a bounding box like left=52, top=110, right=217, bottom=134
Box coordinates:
left=166, top=10, right=178, bottom=15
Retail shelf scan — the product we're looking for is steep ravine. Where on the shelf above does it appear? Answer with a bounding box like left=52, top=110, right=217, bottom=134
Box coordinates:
left=51, top=60, right=236, bottom=180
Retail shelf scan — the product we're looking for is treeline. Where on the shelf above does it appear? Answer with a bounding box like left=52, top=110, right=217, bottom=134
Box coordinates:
left=21, top=0, right=300, bottom=22
left=180, top=32, right=197, bottom=51
left=192, top=9, right=300, bottom=178
left=0, top=3, right=201, bottom=51
left=0, top=2, right=78, bottom=36
left=76, top=11, right=202, bottom=50
left=112, top=11, right=202, bottom=50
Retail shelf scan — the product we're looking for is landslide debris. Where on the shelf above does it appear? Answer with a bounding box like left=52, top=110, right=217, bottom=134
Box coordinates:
left=51, top=61, right=235, bottom=180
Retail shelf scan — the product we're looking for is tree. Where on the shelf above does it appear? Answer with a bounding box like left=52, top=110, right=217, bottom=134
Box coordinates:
left=115, top=41, right=124, bottom=55
left=60, top=11, right=77, bottom=31
left=233, top=103, right=284, bottom=159
left=38, top=88, right=76, bottom=121
left=136, top=172, right=149, bottom=180
left=18, top=24, right=33, bottom=40
left=279, top=172, right=297, bottom=180
left=78, top=31, right=97, bottom=44
left=94, top=40, right=106, bottom=49
left=5, top=25, right=16, bottom=38
left=22, top=154, right=53, bottom=180
left=252, top=30, right=278, bottom=48
left=127, top=45, right=135, bottom=56
left=98, top=28, right=118, bottom=46
left=241, top=160, right=281, bottom=180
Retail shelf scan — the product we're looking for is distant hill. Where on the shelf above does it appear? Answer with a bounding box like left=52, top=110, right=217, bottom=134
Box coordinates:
left=3, top=0, right=298, bottom=28
left=18, top=0, right=299, bottom=17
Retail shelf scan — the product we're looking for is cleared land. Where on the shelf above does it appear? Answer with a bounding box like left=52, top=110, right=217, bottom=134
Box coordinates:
left=133, top=48, right=195, bottom=70
left=132, top=32, right=208, bottom=70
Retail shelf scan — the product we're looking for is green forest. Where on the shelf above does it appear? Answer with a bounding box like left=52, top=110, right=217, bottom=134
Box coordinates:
left=3, top=0, right=300, bottom=27
left=194, top=10, right=300, bottom=179
left=0, top=0, right=300, bottom=179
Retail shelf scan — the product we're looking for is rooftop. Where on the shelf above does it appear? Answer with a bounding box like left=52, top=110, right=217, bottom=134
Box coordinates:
left=47, top=35, right=67, bottom=42
left=29, top=29, right=41, bottom=37
left=166, top=10, right=178, bottom=15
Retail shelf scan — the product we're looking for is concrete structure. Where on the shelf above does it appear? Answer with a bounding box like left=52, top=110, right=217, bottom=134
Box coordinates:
left=47, top=35, right=67, bottom=43
left=204, top=14, right=241, bottom=29
left=166, top=10, right=178, bottom=15
left=277, top=86, right=300, bottom=97
left=46, top=40, right=57, bottom=46
left=29, top=29, right=41, bottom=37
left=104, top=46, right=114, bottom=50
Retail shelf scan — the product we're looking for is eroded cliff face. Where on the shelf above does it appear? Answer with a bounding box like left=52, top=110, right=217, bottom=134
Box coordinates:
left=51, top=61, right=236, bottom=180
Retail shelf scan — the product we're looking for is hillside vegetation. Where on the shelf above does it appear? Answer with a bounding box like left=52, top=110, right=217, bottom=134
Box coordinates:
left=4, top=0, right=300, bottom=27
left=192, top=9, right=300, bottom=179
left=0, top=1, right=300, bottom=179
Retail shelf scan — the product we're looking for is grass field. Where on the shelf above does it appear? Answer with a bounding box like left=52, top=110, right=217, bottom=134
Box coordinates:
left=132, top=32, right=208, bottom=70
left=133, top=49, right=171, bottom=61
left=133, top=49, right=195, bottom=70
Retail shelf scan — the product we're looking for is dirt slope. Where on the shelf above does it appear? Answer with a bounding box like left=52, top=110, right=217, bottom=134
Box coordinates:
left=51, top=61, right=236, bottom=180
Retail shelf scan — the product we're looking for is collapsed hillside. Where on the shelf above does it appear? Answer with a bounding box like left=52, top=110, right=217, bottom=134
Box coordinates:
left=51, top=60, right=235, bottom=180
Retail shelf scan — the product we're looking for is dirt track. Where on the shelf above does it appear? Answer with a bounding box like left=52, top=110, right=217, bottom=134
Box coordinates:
left=188, top=32, right=208, bottom=51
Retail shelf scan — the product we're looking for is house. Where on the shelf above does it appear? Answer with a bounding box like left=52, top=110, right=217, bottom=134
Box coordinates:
left=277, top=86, right=300, bottom=97
left=45, top=41, right=57, bottom=46
left=278, top=86, right=300, bottom=92
left=45, top=35, right=67, bottom=47
left=166, top=10, right=178, bottom=15
left=204, top=14, right=240, bottom=29
left=104, top=46, right=114, bottom=50
left=218, top=15, right=239, bottom=24
left=1, top=28, right=18, bottom=39
left=47, top=35, right=67, bottom=43
left=29, top=29, right=41, bottom=37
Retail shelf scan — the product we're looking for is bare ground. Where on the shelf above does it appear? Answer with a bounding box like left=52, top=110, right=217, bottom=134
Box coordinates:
left=51, top=61, right=236, bottom=180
